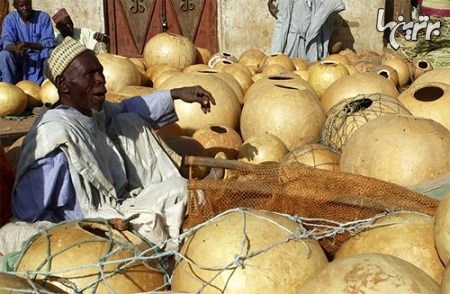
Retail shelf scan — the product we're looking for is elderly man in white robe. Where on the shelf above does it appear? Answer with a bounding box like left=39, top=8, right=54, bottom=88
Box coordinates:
left=6, top=37, right=216, bottom=253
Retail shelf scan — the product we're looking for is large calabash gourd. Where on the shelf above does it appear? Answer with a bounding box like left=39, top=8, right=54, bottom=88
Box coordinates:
left=129, top=57, right=151, bottom=87
left=162, top=136, right=210, bottom=179
left=281, top=143, right=340, bottom=171
left=16, top=80, right=42, bottom=110
left=413, top=67, right=450, bottom=86
left=238, top=132, right=289, bottom=164
left=106, top=86, right=155, bottom=103
left=397, top=82, right=450, bottom=131
left=183, top=63, right=210, bottom=74
left=260, top=52, right=296, bottom=72
left=334, top=212, right=444, bottom=284
left=208, top=51, right=238, bottom=68
left=238, top=48, right=267, bottom=69
left=143, top=32, right=196, bottom=71
left=0, top=272, right=61, bottom=293
left=220, top=63, right=254, bottom=93
left=307, top=60, right=350, bottom=98
left=15, top=220, right=166, bottom=293
left=194, top=69, right=244, bottom=104
left=433, top=191, right=450, bottom=266
left=192, top=124, right=243, bottom=159
left=158, top=72, right=241, bottom=135
left=38, top=79, right=59, bottom=106
left=381, top=55, right=411, bottom=87
left=441, top=266, right=450, bottom=293
left=369, top=64, right=400, bottom=87
left=320, top=93, right=411, bottom=152
left=171, top=209, right=329, bottom=293
left=412, top=58, right=433, bottom=81
left=340, top=114, right=450, bottom=187
left=4, top=135, right=25, bottom=174
left=152, top=70, right=182, bottom=89
left=297, top=253, right=440, bottom=293
left=0, top=82, right=27, bottom=117
left=243, top=73, right=317, bottom=104
left=97, top=53, right=141, bottom=93
left=195, top=46, right=212, bottom=64
left=241, top=84, right=325, bottom=151
left=320, top=72, right=399, bottom=114
left=261, top=63, right=288, bottom=76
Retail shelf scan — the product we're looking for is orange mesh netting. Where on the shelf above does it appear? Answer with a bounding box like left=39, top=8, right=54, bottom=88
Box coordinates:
left=182, top=156, right=438, bottom=258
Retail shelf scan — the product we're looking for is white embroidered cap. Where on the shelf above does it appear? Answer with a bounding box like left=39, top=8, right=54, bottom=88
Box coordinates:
left=45, top=36, right=88, bottom=84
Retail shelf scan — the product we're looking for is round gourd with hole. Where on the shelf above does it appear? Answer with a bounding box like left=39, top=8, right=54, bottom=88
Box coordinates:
left=412, top=58, right=433, bottom=80
left=243, top=72, right=317, bottom=104
left=320, top=72, right=399, bottom=114
left=238, top=48, right=266, bottom=68
left=0, top=82, right=27, bottom=117
left=334, top=212, right=444, bottom=284
left=307, top=60, right=350, bottom=98
left=413, top=67, right=450, bottom=86
left=434, top=191, right=450, bottom=267
left=320, top=93, right=411, bottom=152
left=238, top=132, right=289, bottom=164
left=194, top=69, right=244, bottom=103
left=192, top=124, right=243, bottom=159
left=369, top=64, right=399, bottom=87
left=281, top=143, right=340, bottom=171
left=143, top=32, right=196, bottom=71
left=15, top=220, right=166, bottom=293
left=340, top=114, right=450, bottom=187
left=382, top=55, right=411, bottom=87
left=241, top=83, right=325, bottom=151
left=171, top=209, right=328, bottom=293
left=297, top=253, right=439, bottom=293
left=397, top=82, right=450, bottom=131
left=260, top=52, right=295, bottom=72
left=158, top=72, right=241, bottom=135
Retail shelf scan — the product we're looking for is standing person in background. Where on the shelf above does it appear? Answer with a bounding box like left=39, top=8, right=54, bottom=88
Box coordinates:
left=269, top=0, right=345, bottom=62
left=0, top=0, right=57, bottom=85
left=52, top=8, right=109, bottom=54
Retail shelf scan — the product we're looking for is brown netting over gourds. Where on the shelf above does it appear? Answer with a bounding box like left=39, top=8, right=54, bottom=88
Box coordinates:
left=182, top=156, right=438, bottom=258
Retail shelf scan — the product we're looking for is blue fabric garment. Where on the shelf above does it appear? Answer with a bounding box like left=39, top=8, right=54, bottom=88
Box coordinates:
left=0, top=10, right=57, bottom=84
left=12, top=90, right=177, bottom=222
left=271, top=0, right=345, bottom=62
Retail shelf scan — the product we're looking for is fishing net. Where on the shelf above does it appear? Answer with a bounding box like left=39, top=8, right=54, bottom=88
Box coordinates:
left=320, top=93, right=412, bottom=153
left=182, top=157, right=438, bottom=258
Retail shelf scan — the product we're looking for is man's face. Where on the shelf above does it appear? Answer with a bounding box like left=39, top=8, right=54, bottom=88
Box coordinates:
left=55, top=16, right=74, bottom=37
left=14, top=0, right=33, bottom=21
left=61, top=51, right=107, bottom=116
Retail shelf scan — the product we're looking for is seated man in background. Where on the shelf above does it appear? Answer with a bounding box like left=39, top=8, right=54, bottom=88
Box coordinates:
left=52, top=8, right=109, bottom=54
left=0, top=0, right=57, bottom=85
left=11, top=37, right=216, bottom=249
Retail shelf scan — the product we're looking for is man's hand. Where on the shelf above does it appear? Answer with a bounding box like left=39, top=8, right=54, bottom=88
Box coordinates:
left=171, top=85, right=216, bottom=114
left=268, top=0, right=279, bottom=19
left=6, top=42, right=27, bottom=57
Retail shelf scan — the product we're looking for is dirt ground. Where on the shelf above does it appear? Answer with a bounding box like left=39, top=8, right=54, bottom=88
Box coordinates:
left=0, top=115, right=35, bottom=151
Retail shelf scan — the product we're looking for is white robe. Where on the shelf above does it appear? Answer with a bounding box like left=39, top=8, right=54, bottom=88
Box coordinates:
left=271, top=0, right=345, bottom=62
